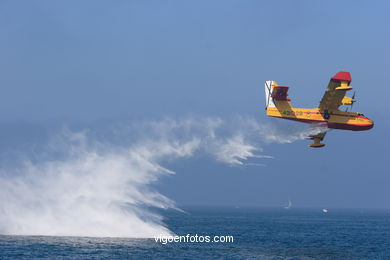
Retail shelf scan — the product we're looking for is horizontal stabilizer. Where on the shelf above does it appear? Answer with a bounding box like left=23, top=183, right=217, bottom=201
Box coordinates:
left=271, top=86, right=290, bottom=101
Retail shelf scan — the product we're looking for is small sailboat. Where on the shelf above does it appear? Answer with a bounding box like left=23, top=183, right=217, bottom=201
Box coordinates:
left=322, top=208, right=328, bottom=213
left=284, top=199, right=292, bottom=209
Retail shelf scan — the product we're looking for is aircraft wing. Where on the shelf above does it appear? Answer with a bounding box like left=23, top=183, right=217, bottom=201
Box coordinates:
left=318, top=72, right=353, bottom=111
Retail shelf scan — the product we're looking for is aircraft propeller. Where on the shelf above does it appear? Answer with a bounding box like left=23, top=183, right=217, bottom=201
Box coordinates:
left=350, top=91, right=356, bottom=110
left=345, top=91, right=356, bottom=112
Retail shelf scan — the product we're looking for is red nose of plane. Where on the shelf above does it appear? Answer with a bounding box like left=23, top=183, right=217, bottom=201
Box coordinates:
left=369, top=120, right=374, bottom=129
left=366, top=118, right=374, bottom=130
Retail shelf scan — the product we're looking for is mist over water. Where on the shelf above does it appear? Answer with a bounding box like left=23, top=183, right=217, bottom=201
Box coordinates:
left=0, top=116, right=324, bottom=237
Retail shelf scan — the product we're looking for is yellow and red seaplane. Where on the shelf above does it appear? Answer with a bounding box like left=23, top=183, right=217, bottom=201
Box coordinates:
left=264, top=71, right=374, bottom=148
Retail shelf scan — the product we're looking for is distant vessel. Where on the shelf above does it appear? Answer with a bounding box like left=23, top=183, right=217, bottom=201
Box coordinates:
left=284, top=199, right=292, bottom=209
left=322, top=208, right=328, bottom=213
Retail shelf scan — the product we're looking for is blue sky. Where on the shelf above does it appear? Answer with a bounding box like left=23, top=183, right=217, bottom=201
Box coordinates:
left=0, top=0, right=389, bottom=209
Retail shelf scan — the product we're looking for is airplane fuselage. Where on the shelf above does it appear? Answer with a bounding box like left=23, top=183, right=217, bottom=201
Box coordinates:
left=266, top=105, right=374, bottom=131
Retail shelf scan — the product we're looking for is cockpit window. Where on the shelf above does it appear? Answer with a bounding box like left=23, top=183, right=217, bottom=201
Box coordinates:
left=357, top=113, right=365, bottom=116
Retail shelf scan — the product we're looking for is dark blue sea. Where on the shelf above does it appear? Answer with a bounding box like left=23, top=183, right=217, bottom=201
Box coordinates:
left=1, top=207, right=389, bottom=259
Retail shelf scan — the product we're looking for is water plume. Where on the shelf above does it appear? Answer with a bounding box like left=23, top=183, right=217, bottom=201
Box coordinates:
left=0, top=116, right=320, bottom=237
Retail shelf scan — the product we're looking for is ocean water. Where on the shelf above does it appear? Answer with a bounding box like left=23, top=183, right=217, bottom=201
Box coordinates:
left=0, top=207, right=389, bottom=259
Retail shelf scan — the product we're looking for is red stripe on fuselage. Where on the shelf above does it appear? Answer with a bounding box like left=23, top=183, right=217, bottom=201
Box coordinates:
left=269, top=116, right=373, bottom=131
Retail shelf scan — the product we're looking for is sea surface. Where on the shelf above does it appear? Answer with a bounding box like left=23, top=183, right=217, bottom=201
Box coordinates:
left=1, top=207, right=389, bottom=259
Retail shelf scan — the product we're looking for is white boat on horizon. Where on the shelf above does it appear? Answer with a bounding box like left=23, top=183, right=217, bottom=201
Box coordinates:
left=284, top=199, right=292, bottom=209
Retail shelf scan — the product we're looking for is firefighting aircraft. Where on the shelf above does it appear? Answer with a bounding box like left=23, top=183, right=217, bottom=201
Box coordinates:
left=264, top=71, right=374, bottom=148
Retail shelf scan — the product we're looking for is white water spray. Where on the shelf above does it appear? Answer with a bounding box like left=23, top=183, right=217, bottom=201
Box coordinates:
left=0, top=116, right=324, bottom=237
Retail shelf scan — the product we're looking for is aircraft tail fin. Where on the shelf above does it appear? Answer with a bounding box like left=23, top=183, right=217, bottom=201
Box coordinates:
left=265, top=80, right=292, bottom=116
left=264, top=81, right=277, bottom=108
